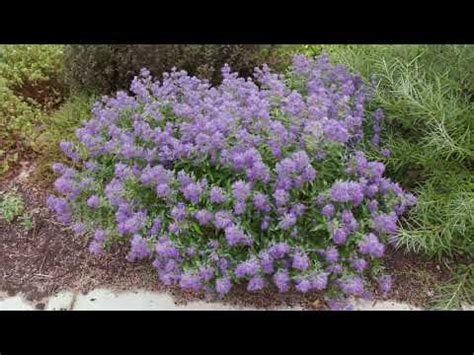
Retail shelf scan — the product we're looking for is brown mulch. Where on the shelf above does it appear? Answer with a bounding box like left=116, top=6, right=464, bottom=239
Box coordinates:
left=0, top=164, right=453, bottom=310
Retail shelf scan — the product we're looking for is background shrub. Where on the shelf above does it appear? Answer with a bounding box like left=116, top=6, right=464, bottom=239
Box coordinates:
left=64, top=45, right=283, bottom=95
left=0, top=45, right=64, bottom=177
left=0, top=78, right=43, bottom=175
left=0, top=45, right=65, bottom=109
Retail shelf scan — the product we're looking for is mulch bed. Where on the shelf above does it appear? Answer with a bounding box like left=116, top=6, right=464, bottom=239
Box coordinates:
left=0, top=162, right=452, bottom=310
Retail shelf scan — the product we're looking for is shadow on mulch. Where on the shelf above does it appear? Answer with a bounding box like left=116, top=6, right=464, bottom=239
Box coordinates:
left=0, top=175, right=452, bottom=310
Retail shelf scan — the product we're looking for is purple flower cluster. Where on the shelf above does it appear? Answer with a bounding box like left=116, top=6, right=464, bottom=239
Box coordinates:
left=48, top=55, right=416, bottom=306
left=89, top=230, right=107, bottom=255
left=339, top=276, right=365, bottom=296
left=47, top=196, right=71, bottom=224
left=371, top=109, right=384, bottom=147
left=378, top=275, right=392, bottom=297
left=126, top=234, right=152, bottom=262
left=358, top=233, right=385, bottom=258
left=330, top=181, right=364, bottom=206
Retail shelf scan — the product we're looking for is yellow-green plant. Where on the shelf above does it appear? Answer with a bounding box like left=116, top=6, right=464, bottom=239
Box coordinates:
left=0, top=45, right=64, bottom=88
left=0, top=45, right=65, bottom=177
left=0, top=79, right=43, bottom=176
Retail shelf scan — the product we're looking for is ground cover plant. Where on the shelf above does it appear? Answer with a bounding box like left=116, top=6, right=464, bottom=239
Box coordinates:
left=0, top=188, right=25, bottom=222
left=48, top=55, right=417, bottom=308
left=0, top=189, right=33, bottom=230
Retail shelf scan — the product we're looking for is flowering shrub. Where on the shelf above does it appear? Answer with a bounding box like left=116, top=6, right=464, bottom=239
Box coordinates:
left=48, top=55, right=416, bottom=307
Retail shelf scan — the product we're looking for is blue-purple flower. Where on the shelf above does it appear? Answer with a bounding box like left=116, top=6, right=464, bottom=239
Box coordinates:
left=358, top=233, right=385, bottom=258
left=87, top=195, right=100, bottom=209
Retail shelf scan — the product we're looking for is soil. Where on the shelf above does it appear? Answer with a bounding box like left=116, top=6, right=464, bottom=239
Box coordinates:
left=0, top=163, right=454, bottom=310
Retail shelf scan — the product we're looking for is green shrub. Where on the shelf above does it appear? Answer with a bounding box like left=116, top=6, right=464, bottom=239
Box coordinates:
left=292, top=45, right=474, bottom=259
left=0, top=45, right=65, bottom=109
left=64, top=45, right=283, bottom=95
left=0, top=79, right=43, bottom=176
left=0, top=45, right=64, bottom=86
left=0, top=45, right=65, bottom=178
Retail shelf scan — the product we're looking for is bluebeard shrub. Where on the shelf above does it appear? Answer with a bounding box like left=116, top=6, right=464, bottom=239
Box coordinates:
left=49, top=55, right=416, bottom=307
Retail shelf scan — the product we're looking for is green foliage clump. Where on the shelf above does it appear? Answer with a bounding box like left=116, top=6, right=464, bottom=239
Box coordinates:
left=64, top=45, right=283, bottom=95
left=0, top=45, right=65, bottom=109
left=0, top=189, right=26, bottom=222
left=0, top=79, right=43, bottom=176
left=0, top=189, right=34, bottom=230
left=431, top=263, right=474, bottom=310
left=0, top=45, right=65, bottom=178
left=0, top=45, right=64, bottom=88
left=291, top=45, right=474, bottom=259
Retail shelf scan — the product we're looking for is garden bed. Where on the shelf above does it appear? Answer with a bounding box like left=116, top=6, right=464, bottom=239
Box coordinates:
left=2, top=45, right=472, bottom=311
left=0, top=163, right=454, bottom=310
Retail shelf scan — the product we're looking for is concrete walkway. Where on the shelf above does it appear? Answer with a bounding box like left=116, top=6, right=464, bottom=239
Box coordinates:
left=0, top=288, right=434, bottom=310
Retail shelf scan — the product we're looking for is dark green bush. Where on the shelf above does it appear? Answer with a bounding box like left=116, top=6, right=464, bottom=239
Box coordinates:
left=64, top=45, right=283, bottom=94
